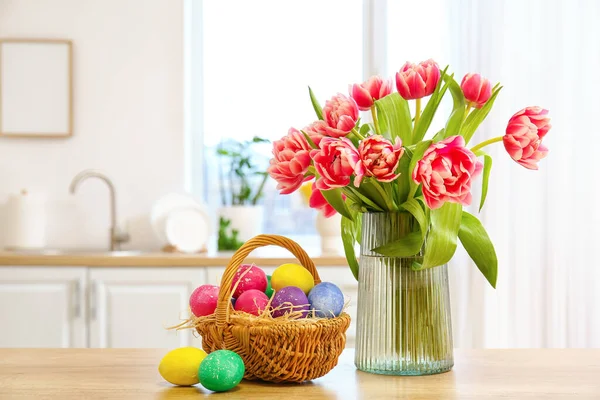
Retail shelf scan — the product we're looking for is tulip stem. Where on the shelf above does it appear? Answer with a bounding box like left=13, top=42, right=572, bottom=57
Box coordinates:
left=471, top=136, right=503, bottom=153
left=413, top=98, right=422, bottom=139
left=463, top=105, right=472, bottom=122
left=352, top=128, right=366, bottom=141
left=371, top=106, right=381, bottom=135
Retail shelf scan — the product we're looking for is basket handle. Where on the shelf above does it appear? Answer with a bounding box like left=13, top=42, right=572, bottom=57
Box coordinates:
left=215, top=234, right=321, bottom=327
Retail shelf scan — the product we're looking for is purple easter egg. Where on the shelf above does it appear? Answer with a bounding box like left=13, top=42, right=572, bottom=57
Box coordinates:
left=271, top=286, right=310, bottom=318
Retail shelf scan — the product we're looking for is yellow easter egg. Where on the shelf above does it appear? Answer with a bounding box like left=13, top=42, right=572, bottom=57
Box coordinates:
left=271, top=263, right=315, bottom=294
left=158, top=347, right=207, bottom=386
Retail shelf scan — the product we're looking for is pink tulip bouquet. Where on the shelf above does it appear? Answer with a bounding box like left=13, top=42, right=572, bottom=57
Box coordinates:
left=268, top=60, right=551, bottom=287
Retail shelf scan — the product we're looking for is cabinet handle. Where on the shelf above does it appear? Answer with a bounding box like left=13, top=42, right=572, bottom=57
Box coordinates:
left=89, top=282, right=97, bottom=320
left=72, top=280, right=81, bottom=318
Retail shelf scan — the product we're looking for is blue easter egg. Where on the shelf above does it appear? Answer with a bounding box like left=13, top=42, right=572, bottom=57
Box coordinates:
left=307, top=282, right=344, bottom=318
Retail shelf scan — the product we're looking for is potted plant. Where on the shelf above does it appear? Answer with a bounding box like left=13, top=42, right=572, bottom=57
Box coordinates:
left=267, top=60, right=551, bottom=375
left=216, top=137, right=269, bottom=251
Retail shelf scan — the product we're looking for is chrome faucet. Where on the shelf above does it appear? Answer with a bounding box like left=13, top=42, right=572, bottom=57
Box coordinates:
left=69, top=169, right=130, bottom=251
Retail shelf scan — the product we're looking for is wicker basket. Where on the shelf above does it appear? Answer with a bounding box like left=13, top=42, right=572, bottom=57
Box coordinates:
left=193, top=234, right=351, bottom=383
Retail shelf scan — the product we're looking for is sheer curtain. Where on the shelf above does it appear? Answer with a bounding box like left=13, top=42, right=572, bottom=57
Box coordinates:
left=444, top=0, right=600, bottom=348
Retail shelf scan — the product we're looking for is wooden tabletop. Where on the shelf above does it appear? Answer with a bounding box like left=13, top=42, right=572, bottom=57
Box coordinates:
left=0, top=249, right=347, bottom=267
left=1, top=349, right=599, bottom=399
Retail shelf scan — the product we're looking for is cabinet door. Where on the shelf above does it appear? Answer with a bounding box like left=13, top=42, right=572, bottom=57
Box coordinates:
left=88, top=268, right=205, bottom=348
left=206, top=265, right=358, bottom=347
left=0, top=267, right=87, bottom=348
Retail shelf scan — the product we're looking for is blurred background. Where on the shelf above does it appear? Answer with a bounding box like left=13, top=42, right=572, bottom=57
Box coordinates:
left=0, top=0, right=598, bottom=349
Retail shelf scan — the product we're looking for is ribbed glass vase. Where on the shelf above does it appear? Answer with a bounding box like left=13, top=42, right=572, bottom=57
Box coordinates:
left=354, top=212, right=454, bottom=375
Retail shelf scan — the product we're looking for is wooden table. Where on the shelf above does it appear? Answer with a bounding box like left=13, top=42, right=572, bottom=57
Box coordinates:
left=1, top=349, right=599, bottom=399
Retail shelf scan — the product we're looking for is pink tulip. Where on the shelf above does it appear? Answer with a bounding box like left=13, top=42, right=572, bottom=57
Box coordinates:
left=503, top=107, right=551, bottom=170
left=412, top=135, right=483, bottom=209
left=461, top=73, right=492, bottom=109
left=395, top=59, right=440, bottom=100
left=267, top=128, right=313, bottom=194
left=350, top=76, right=393, bottom=111
left=322, top=94, right=360, bottom=138
left=355, top=135, right=404, bottom=185
left=311, top=137, right=361, bottom=190
left=302, top=120, right=328, bottom=147
left=309, top=182, right=338, bottom=218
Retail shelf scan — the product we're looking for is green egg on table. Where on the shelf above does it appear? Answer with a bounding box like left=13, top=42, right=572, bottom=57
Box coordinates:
left=198, top=350, right=245, bottom=392
left=265, top=275, right=274, bottom=298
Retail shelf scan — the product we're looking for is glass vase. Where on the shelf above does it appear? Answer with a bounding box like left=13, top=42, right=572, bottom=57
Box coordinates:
left=354, top=212, right=454, bottom=375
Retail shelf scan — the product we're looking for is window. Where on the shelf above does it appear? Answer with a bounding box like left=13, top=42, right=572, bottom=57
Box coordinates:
left=187, top=0, right=363, bottom=235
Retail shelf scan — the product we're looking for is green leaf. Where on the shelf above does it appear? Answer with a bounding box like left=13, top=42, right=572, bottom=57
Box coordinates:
left=347, top=187, right=385, bottom=212
left=308, top=86, right=324, bottom=120
left=442, top=74, right=466, bottom=139
left=413, top=67, right=450, bottom=142
left=353, top=180, right=388, bottom=211
left=400, top=198, right=427, bottom=241
left=478, top=152, right=492, bottom=212
left=432, top=128, right=445, bottom=143
left=300, top=130, right=318, bottom=149
left=374, top=93, right=413, bottom=145
left=462, top=86, right=503, bottom=143
left=458, top=211, right=498, bottom=288
left=359, top=123, right=372, bottom=135
left=341, top=216, right=360, bottom=280
left=418, top=202, right=462, bottom=270
left=321, top=187, right=353, bottom=220
left=371, top=231, right=423, bottom=257
left=407, top=140, right=432, bottom=198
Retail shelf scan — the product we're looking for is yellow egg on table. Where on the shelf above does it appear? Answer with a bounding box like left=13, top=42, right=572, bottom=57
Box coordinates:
left=271, top=263, right=314, bottom=295
left=158, top=347, right=207, bottom=386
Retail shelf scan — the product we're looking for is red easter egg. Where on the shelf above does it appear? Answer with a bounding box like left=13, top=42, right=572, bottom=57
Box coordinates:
left=234, top=289, right=269, bottom=316
left=231, top=264, right=267, bottom=297
left=189, top=284, right=220, bottom=317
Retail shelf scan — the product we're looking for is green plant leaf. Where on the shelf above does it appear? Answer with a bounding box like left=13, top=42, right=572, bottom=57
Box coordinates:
left=321, top=187, right=353, bottom=220
left=300, top=130, right=319, bottom=149
left=400, top=198, right=427, bottom=240
left=359, top=123, right=372, bottom=135
left=458, top=211, right=498, bottom=288
left=442, top=74, right=466, bottom=139
left=413, top=67, right=450, bottom=142
left=374, top=93, right=413, bottom=145
left=308, top=86, right=324, bottom=120
left=347, top=187, right=385, bottom=212
left=371, top=231, right=423, bottom=257
left=341, top=216, right=360, bottom=280
left=353, top=180, right=388, bottom=211
left=478, top=152, right=492, bottom=212
left=407, top=140, right=432, bottom=198
left=462, top=86, right=503, bottom=143
left=432, top=128, right=445, bottom=143
left=418, top=202, right=462, bottom=270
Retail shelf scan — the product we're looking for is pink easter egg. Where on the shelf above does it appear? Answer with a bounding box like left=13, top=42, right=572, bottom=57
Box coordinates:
left=234, top=289, right=269, bottom=316
left=231, top=264, right=268, bottom=298
left=189, top=284, right=220, bottom=317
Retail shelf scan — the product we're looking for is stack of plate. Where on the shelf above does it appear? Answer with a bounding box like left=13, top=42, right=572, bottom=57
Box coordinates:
left=150, top=193, right=211, bottom=253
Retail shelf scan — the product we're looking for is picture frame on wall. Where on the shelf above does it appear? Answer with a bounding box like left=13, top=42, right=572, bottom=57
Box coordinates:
left=0, top=38, right=73, bottom=138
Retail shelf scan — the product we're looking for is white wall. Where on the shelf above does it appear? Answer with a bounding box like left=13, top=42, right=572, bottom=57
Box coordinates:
left=0, top=0, right=184, bottom=249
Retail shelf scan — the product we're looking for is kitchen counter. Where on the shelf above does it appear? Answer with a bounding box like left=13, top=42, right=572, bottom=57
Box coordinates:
left=0, top=249, right=348, bottom=267
left=1, top=349, right=598, bottom=399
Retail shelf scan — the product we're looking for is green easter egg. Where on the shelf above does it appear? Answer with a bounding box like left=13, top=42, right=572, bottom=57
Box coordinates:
left=198, top=350, right=245, bottom=392
left=265, top=275, right=274, bottom=298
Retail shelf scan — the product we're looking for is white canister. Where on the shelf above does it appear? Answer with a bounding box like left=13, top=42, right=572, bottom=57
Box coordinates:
left=315, top=212, right=342, bottom=255
left=218, top=205, right=264, bottom=242
left=5, top=190, right=47, bottom=249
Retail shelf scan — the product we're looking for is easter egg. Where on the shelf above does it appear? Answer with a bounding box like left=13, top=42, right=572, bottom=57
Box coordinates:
left=158, top=347, right=207, bottom=386
left=198, top=350, right=245, bottom=392
left=271, top=286, right=310, bottom=318
left=234, top=289, right=269, bottom=316
left=231, top=264, right=268, bottom=297
left=189, top=284, right=219, bottom=317
left=271, top=263, right=314, bottom=294
left=308, top=282, right=344, bottom=318
left=265, top=275, right=274, bottom=298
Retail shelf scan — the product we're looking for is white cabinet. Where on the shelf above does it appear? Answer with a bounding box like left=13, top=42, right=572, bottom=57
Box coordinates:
left=206, top=265, right=358, bottom=347
left=0, top=267, right=87, bottom=348
left=88, top=268, right=205, bottom=348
